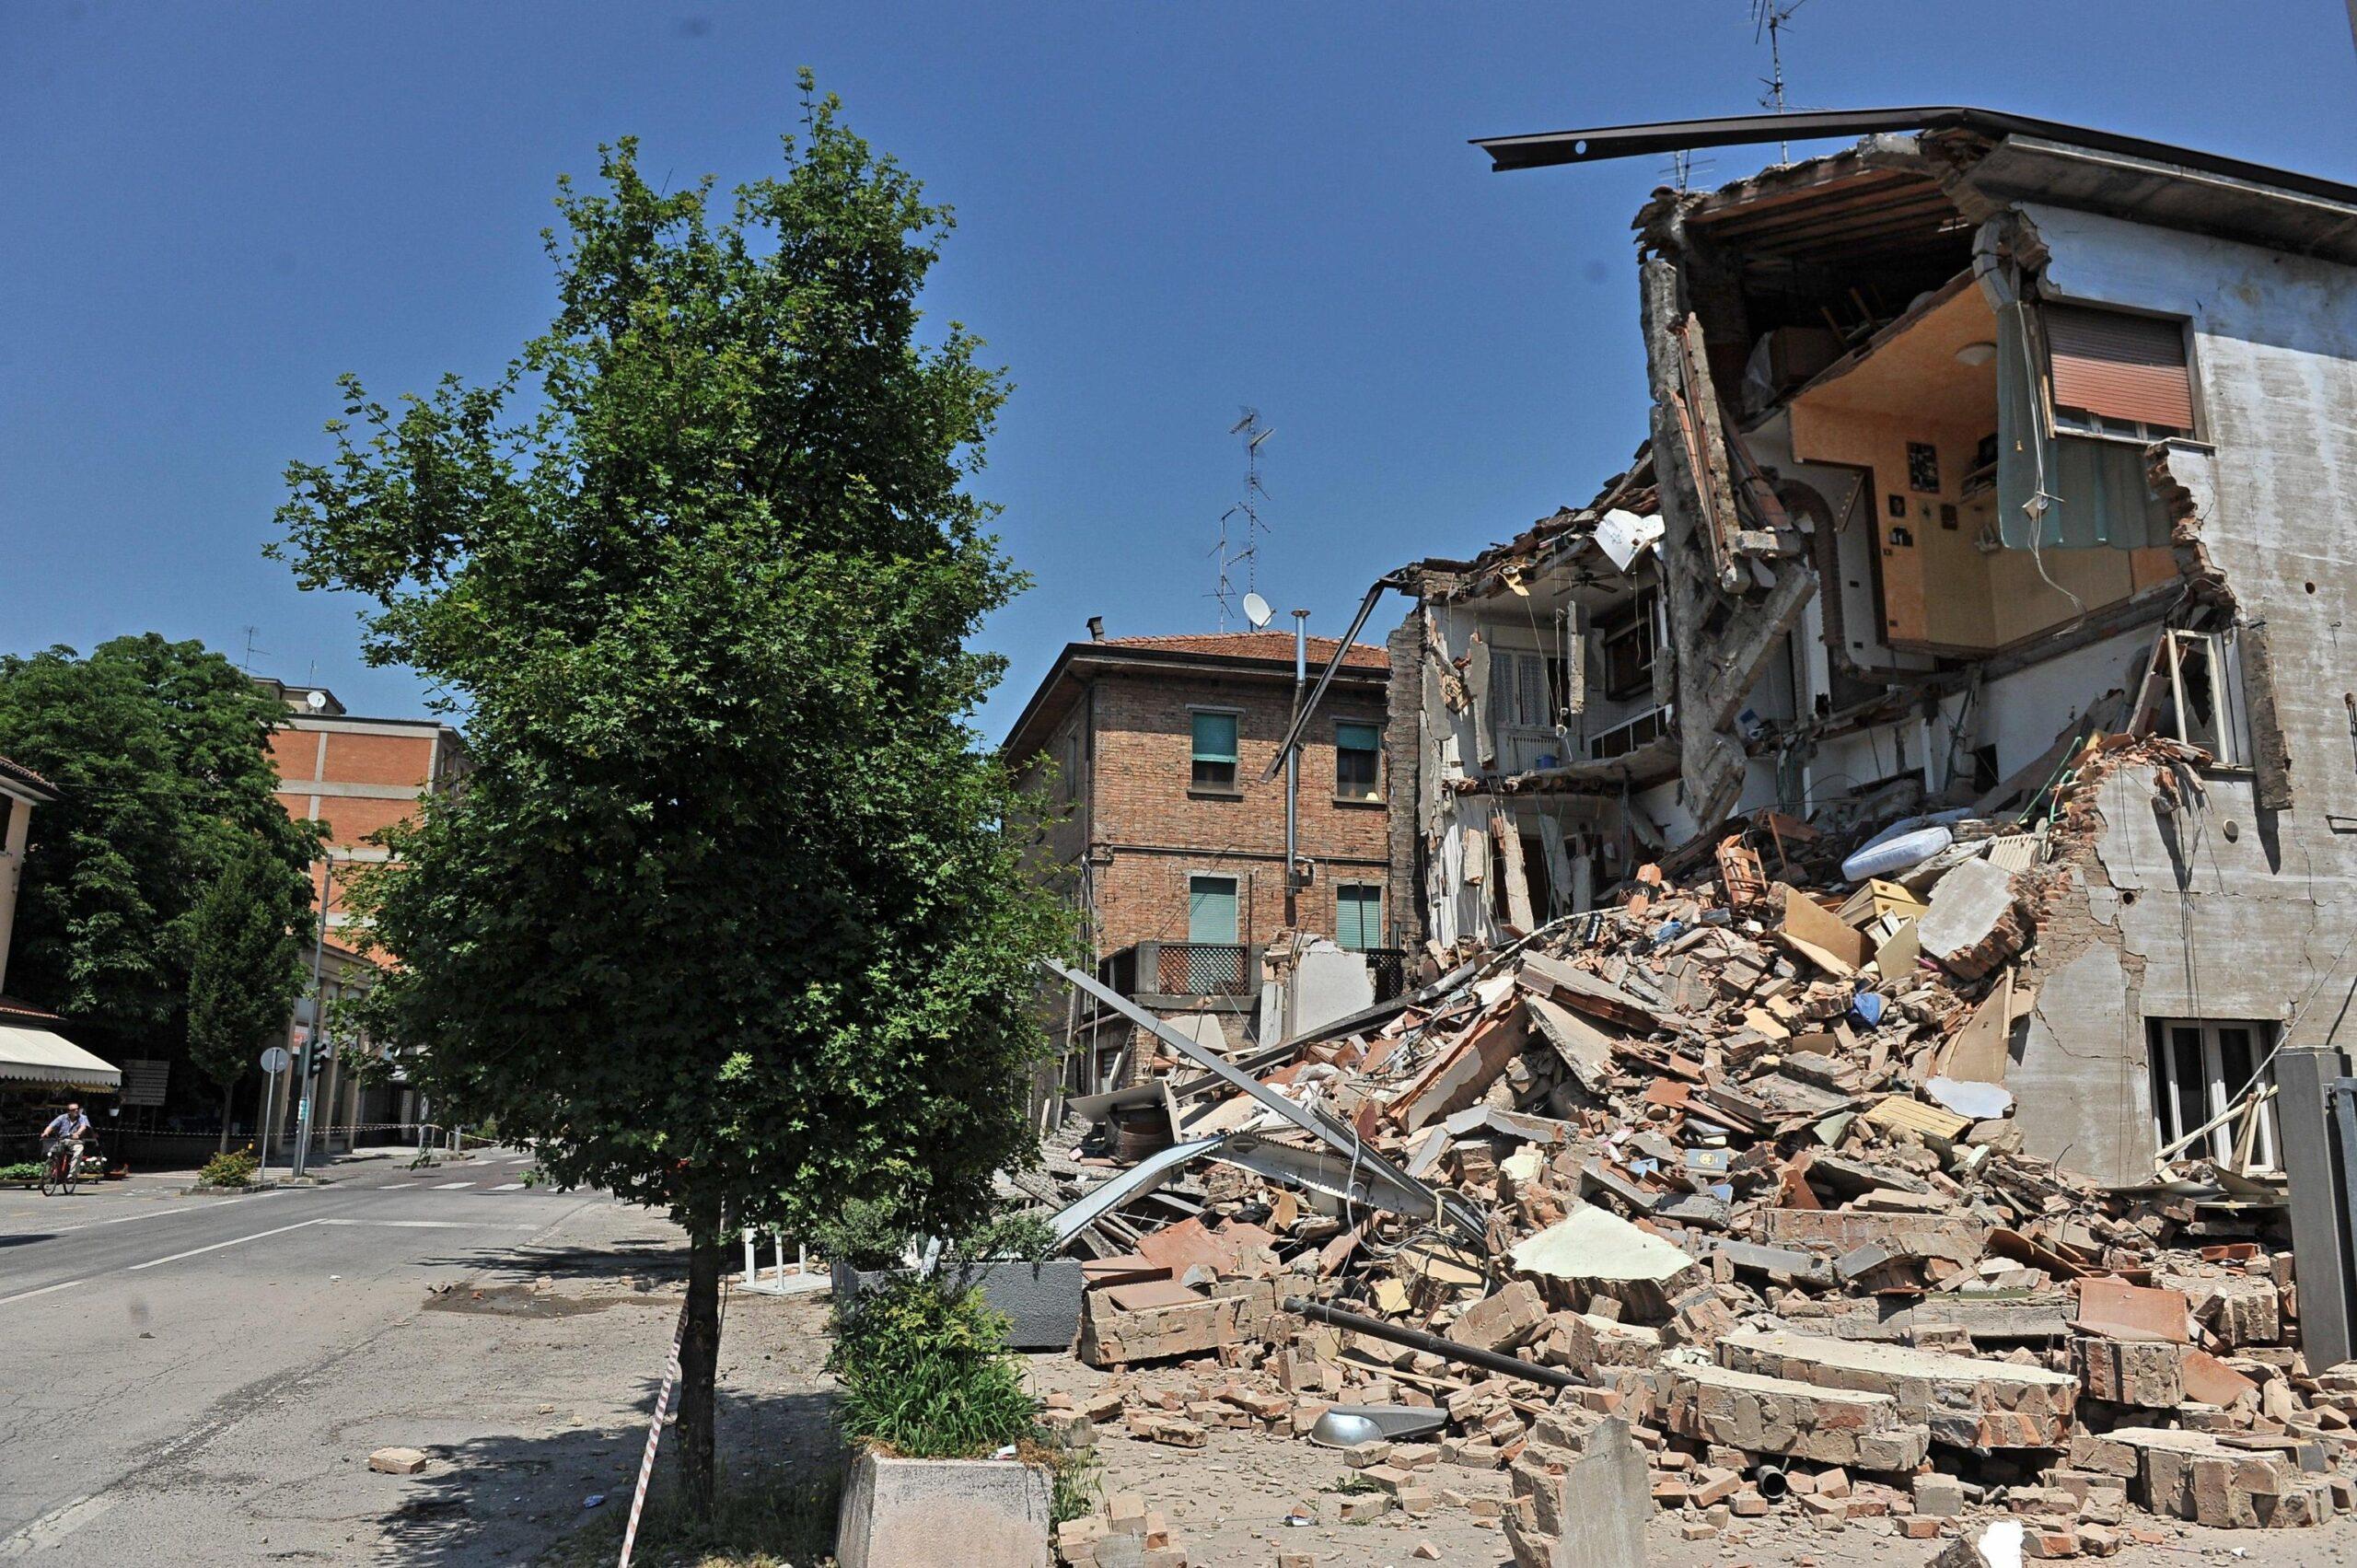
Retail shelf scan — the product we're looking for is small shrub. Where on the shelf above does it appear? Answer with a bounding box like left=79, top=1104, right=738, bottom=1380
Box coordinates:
left=0, top=1161, right=41, bottom=1185
left=198, top=1147, right=260, bottom=1188
left=810, top=1194, right=909, bottom=1272
left=956, top=1208, right=1059, bottom=1264
left=829, top=1274, right=1035, bottom=1459
left=1046, top=1444, right=1101, bottom=1526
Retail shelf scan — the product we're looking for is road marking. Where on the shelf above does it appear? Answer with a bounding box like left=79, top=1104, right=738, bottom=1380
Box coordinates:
left=492, top=1181, right=526, bottom=1191
left=505, top=1157, right=533, bottom=1166
left=3, top=1189, right=281, bottom=1239
left=0, top=1492, right=115, bottom=1557
left=317, top=1218, right=540, bottom=1229
left=126, top=1217, right=327, bottom=1271
left=432, top=1180, right=475, bottom=1190
left=0, top=1278, right=86, bottom=1307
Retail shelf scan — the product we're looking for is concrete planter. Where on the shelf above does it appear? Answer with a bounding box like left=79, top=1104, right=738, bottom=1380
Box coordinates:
left=830, top=1258, right=1086, bottom=1351
left=834, top=1448, right=1051, bottom=1568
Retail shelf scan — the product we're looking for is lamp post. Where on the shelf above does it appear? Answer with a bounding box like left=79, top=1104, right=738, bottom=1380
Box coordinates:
left=292, top=855, right=332, bottom=1179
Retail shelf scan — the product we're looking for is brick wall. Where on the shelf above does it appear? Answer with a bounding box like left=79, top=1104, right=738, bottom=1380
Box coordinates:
left=1085, top=667, right=1392, bottom=952
left=1384, top=610, right=1427, bottom=955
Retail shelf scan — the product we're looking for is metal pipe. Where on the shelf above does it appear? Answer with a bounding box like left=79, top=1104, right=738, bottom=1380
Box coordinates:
left=1285, top=608, right=1306, bottom=934
left=1751, top=1463, right=1790, bottom=1502
left=1285, top=1297, right=1579, bottom=1390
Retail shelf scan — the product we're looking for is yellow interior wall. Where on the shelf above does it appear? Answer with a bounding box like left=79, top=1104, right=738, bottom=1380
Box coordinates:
left=1788, top=405, right=1995, bottom=649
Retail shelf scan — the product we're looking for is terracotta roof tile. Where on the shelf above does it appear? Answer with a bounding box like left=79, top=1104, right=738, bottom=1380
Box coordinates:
left=1098, top=633, right=1388, bottom=670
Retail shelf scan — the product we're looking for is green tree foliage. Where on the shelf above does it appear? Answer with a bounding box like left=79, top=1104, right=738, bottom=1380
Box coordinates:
left=0, top=636, right=319, bottom=1063
left=273, top=79, right=1067, bottom=1511
left=187, top=835, right=316, bottom=1147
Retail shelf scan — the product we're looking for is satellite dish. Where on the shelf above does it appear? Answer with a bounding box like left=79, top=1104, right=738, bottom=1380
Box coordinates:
left=305, top=690, right=328, bottom=712
left=1241, top=591, right=1273, bottom=630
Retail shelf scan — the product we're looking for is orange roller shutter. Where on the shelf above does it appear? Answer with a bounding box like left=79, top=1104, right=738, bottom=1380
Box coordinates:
left=2045, top=306, right=2194, bottom=432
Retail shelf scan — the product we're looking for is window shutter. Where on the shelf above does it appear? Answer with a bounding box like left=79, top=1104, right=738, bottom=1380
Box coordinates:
left=1191, top=712, right=1237, bottom=764
left=2045, top=307, right=2194, bottom=432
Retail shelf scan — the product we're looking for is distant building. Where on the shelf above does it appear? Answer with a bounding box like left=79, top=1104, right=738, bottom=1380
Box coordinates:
left=257, top=679, right=467, bottom=1149
left=0, top=756, right=118, bottom=1121
left=1003, top=627, right=1407, bottom=1093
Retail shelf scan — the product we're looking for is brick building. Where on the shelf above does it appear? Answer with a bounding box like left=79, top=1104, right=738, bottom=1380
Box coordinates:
left=1003, top=628, right=1405, bottom=1089
left=259, top=679, right=467, bottom=1150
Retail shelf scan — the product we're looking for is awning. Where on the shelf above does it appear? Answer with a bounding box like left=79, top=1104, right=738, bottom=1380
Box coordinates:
left=0, top=1025, right=121, bottom=1093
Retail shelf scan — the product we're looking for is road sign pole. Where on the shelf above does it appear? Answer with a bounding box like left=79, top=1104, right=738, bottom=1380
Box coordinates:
left=294, top=860, right=332, bottom=1179
left=256, top=1045, right=292, bottom=1180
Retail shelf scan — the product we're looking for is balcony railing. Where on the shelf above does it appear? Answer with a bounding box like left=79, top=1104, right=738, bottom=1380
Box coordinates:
left=1157, top=942, right=1250, bottom=996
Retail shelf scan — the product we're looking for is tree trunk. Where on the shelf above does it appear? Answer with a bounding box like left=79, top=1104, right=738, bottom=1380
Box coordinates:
left=219, top=1086, right=234, bottom=1153
left=677, top=1221, right=724, bottom=1516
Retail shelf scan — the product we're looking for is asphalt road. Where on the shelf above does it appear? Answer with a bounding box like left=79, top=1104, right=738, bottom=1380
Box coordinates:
left=0, top=1151, right=690, bottom=1563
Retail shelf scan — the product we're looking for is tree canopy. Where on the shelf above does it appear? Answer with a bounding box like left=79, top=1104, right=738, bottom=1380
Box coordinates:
left=273, top=82, right=1067, bottom=1506
left=188, top=832, right=316, bottom=1142
left=0, top=635, right=319, bottom=1062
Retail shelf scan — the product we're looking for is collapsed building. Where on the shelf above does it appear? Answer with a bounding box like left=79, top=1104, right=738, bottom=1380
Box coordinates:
left=1391, top=106, right=2357, bottom=1188
left=1023, top=110, right=2357, bottom=1568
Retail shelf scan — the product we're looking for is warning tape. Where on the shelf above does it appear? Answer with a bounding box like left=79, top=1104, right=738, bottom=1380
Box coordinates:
left=618, top=1298, right=690, bottom=1568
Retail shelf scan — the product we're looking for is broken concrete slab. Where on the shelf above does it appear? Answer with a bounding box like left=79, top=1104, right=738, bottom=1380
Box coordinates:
left=1916, top=859, right=2026, bottom=981
left=1509, top=1202, right=1701, bottom=1320
left=1659, top=1358, right=1931, bottom=1470
left=1716, top=1328, right=2078, bottom=1449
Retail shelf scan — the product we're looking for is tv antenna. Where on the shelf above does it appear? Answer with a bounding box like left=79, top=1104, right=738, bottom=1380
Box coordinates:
left=1210, top=408, right=1273, bottom=631
left=239, top=625, right=271, bottom=674
left=1751, top=0, right=1810, bottom=162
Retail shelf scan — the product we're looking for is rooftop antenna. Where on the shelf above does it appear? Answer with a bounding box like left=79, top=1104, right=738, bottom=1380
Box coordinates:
left=1750, top=0, right=1810, bottom=163
left=239, top=625, right=271, bottom=675
left=1209, top=408, right=1273, bottom=631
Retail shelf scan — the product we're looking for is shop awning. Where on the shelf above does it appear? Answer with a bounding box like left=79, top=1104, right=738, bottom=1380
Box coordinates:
left=0, top=1025, right=121, bottom=1093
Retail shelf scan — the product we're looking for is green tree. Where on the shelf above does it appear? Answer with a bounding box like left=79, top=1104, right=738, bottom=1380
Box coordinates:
left=273, top=79, right=1067, bottom=1512
left=0, top=636, right=320, bottom=1067
left=187, top=834, right=316, bottom=1149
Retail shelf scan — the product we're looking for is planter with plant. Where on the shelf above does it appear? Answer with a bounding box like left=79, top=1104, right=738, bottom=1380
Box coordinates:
left=828, top=1272, right=1061, bottom=1568
left=821, top=1200, right=1086, bottom=1353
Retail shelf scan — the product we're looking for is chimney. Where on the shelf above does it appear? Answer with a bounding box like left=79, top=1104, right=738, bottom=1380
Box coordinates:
left=1086, top=615, right=1105, bottom=642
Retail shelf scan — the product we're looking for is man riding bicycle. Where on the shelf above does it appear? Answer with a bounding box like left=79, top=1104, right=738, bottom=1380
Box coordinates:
left=41, top=1102, right=91, bottom=1179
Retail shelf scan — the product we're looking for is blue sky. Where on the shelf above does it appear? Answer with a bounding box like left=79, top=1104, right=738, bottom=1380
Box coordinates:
left=6, top=2, right=2353, bottom=741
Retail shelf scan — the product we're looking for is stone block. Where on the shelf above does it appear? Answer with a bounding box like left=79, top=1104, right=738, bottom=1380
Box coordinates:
left=1717, top=1328, right=2077, bottom=1448
left=1450, top=1280, right=1548, bottom=1353
left=1501, top=1414, right=1647, bottom=1568
left=2071, top=1336, right=2183, bottom=1408
left=835, top=1449, right=1051, bottom=1568
left=367, top=1446, right=429, bottom=1475
left=1079, top=1278, right=1281, bottom=1366
left=1658, top=1360, right=1930, bottom=1470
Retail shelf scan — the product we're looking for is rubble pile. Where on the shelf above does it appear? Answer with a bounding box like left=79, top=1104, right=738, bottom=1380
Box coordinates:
left=1043, top=734, right=2345, bottom=1564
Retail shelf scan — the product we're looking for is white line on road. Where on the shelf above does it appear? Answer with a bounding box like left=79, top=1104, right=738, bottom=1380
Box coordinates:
left=505, top=1157, right=533, bottom=1166
left=0, top=1492, right=115, bottom=1557
left=492, top=1182, right=525, bottom=1191
left=431, top=1180, right=475, bottom=1190
left=0, top=1278, right=86, bottom=1307
left=4, top=1189, right=281, bottom=1238
left=316, top=1218, right=540, bottom=1229
left=125, top=1217, right=327, bottom=1272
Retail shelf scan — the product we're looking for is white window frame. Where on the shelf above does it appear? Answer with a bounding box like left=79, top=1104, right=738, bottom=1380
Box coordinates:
left=2148, top=1017, right=2279, bottom=1173
left=2143, top=628, right=2252, bottom=770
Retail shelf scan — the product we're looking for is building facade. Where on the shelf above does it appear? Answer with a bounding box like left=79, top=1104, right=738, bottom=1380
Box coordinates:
left=1004, top=629, right=1402, bottom=1089
left=258, top=679, right=467, bottom=1149
left=1386, top=110, right=2357, bottom=1186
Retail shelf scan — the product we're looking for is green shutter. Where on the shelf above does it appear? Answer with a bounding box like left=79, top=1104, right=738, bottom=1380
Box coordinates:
left=1337, top=885, right=1381, bottom=950
left=1336, top=721, right=1379, bottom=754
left=1188, top=876, right=1238, bottom=944
left=1191, top=712, right=1238, bottom=764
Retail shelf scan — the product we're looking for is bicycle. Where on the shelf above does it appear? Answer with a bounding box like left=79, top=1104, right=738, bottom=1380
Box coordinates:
left=38, top=1140, right=79, bottom=1197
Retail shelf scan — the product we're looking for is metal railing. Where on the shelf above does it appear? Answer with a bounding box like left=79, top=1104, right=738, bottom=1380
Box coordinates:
left=1364, top=947, right=1410, bottom=1003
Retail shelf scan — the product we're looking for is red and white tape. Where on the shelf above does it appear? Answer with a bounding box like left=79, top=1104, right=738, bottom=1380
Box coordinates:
left=618, top=1299, right=690, bottom=1568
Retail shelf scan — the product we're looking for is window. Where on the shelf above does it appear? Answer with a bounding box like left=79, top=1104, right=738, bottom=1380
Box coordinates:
left=1336, top=884, right=1383, bottom=951
left=1187, top=875, right=1238, bottom=945
left=2148, top=1018, right=2279, bottom=1172
left=1335, top=721, right=1381, bottom=801
left=2044, top=307, right=2194, bottom=440
left=1190, top=710, right=1238, bottom=790
left=1599, top=588, right=1661, bottom=703
left=2137, top=628, right=2252, bottom=769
